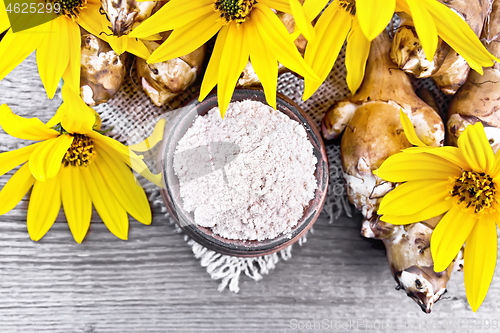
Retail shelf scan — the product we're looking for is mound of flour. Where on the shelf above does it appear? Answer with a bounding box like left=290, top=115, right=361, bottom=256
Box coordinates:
left=173, top=100, right=317, bottom=241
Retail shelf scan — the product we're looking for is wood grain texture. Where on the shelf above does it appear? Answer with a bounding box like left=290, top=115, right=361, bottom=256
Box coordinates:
left=1, top=55, right=500, bottom=333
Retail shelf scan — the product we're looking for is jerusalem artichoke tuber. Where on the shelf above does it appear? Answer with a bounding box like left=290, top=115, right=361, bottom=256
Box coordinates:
left=100, top=0, right=163, bottom=37
left=390, top=0, right=493, bottom=95
left=80, top=30, right=128, bottom=106
left=322, top=32, right=453, bottom=312
left=136, top=34, right=206, bottom=107
left=447, top=0, right=500, bottom=151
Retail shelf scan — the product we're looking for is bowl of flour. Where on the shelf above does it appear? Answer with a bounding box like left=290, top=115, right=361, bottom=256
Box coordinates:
left=160, top=89, right=328, bottom=257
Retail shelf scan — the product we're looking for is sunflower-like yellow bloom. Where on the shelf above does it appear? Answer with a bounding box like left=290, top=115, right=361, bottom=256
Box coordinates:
left=375, top=111, right=499, bottom=312
left=303, top=0, right=499, bottom=99
left=129, top=0, right=319, bottom=117
left=0, top=0, right=151, bottom=99
left=0, top=87, right=153, bottom=242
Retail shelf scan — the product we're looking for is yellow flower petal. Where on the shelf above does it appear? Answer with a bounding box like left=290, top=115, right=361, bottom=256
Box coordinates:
left=288, top=0, right=315, bottom=42
left=0, top=142, right=42, bottom=177
left=27, top=175, right=61, bottom=241
left=89, top=131, right=163, bottom=187
left=375, top=150, right=462, bottom=182
left=29, top=135, right=74, bottom=181
left=399, top=110, right=427, bottom=147
left=415, top=0, right=497, bottom=72
left=378, top=179, right=449, bottom=216
left=0, top=104, right=59, bottom=140
left=106, top=35, right=128, bottom=56
left=60, top=165, right=92, bottom=243
left=61, top=23, right=82, bottom=96
left=356, top=0, right=395, bottom=41
left=253, top=4, right=319, bottom=83
left=464, top=216, right=497, bottom=312
left=81, top=161, right=129, bottom=240
left=147, top=11, right=223, bottom=64
left=380, top=199, right=452, bottom=225
left=46, top=103, right=67, bottom=128
left=199, top=25, right=229, bottom=102
left=404, top=146, right=469, bottom=170
left=0, top=27, right=43, bottom=83
left=302, top=0, right=329, bottom=21
left=458, top=123, right=495, bottom=173
left=405, top=0, right=437, bottom=61
left=248, top=23, right=278, bottom=110
left=259, top=0, right=292, bottom=13
left=431, top=205, right=476, bottom=272
left=217, top=22, right=250, bottom=117
left=129, top=119, right=167, bottom=152
left=345, top=20, right=370, bottom=94
left=36, top=17, right=71, bottom=99
left=96, top=145, right=152, bottom=225
left=129, top=0, right=213, bottom=39
left=303, top=4, right=351, bottom=100
left=138, top=33, right=162, bottom=41
left=76, top=1, right=103, bottom=37
left=124, top=38, right=150, bottom=60
left=0, top=163, right=35, bottom=215
left=491, top=151, right=500, bottom=179
left=60, top=85, right=97, bottom=134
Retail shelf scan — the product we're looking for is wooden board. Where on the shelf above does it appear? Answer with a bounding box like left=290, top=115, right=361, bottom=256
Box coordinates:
left=1, top=55, right=499, bottom=333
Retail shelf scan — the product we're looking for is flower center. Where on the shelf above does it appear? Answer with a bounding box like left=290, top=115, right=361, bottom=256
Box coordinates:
left=214, top=0, right=255, bottom=24
left=450, top=171, right=496, bottom=214
left=63, top=134, right=96, bottom=167
left=339, top=0, right=356, bottom=15
left=47, top=0, right=88, bottom=20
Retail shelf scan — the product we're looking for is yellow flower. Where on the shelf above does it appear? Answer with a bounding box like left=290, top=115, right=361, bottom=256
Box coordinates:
left=0, top=0, right=150, bottom=99
left=129, top=0, right=319, bottom=117
left=375, top=111, right=499, bottom=312
left=0, top=86, right=153, bottom=242
left=303, top=0, right=498, bottom=99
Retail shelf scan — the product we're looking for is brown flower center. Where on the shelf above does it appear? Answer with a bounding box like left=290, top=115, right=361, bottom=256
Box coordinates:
left=63, top=134, right=96, bottom=167
left=339, top=0, right=356, bottom=16
left=47, top=0, right=88, bottom=20
left=451, top=171, right=496, bottom=214
left=214, top=0, right=255, bottom=24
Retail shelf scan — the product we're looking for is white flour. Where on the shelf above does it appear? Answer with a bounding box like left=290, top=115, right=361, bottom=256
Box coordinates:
left=173, top=100, right=318, bottom=241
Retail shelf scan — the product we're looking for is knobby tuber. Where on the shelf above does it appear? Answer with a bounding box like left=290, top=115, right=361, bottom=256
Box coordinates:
left=100, top=0, right=164, bottom=37
left=322, top=32, right=456, bottom=313
left=448, top=0, right=500, bottom=152
left=80, top=30, right=128, bottom=106
left=136, top=33, right=206, bottom=107
left=390, top=0, right=493, bottom=95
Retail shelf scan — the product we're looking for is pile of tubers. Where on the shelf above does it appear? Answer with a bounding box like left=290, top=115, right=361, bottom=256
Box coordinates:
left=323, top=0, right=500, bottom=313
left=390, top=0, right=493, bottom=95
left=78, top=0, right=206, bottom=107
left=323, top=33, right=452, bottom=313
left=77, top=0, right=308, bottom=107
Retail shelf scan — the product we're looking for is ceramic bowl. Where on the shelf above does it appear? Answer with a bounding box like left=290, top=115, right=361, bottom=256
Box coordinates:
left=159, top=88, right=328, bottom=257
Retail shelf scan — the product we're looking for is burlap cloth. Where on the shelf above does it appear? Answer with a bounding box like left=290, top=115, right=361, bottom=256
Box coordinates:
left=93, top=43, right=452, bottom=293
